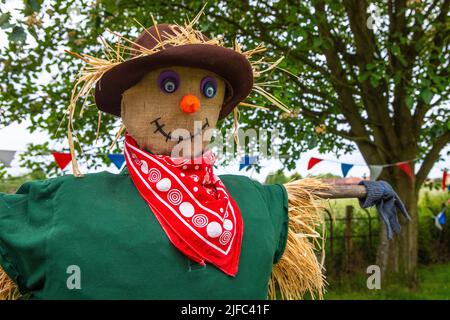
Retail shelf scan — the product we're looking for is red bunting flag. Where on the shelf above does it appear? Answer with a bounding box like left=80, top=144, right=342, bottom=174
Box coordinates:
left=307, top=157, right=323, bottom=170
left=52, top=152, right=72, bottom=170
left=443, top=170, right=448, bottom=191
left=396, top=162, right=414, bottom=180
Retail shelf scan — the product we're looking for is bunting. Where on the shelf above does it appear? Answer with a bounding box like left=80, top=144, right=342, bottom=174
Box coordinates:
left=368, top=165, right=383, bottom=180
left=51, top=152, right=72, bottom=170
left=307, top=157, right=323, bottom=170
left=239, top=155, right=258, bottom=171
left=396, top=162, right=414, bottom=180
left=0, top=149, right=129, bottom=173
left=341, top=163, right=353, bottom=178
left=443, top=170, right=448, bottom=191
left=0, top=150, right=16, bottom=167
left=306, top=156, right=419, bottom=180
left=0, top=149, right=441, bottom=182
left=434, top=207, right=446, bottom=231
left=108, top=154, right=125, bottom=170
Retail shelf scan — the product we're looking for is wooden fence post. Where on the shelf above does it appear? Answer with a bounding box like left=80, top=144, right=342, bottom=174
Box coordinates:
left=324, top=209, right=334, bottom=256
left=344, top=205, right=353, bottom=271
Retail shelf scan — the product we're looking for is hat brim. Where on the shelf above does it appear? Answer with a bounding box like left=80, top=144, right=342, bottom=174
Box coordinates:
left=94, top=44, right=254, bottom=120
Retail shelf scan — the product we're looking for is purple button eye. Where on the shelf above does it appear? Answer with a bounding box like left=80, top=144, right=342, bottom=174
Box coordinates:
left=200, top=76, right=217, bottom=99
left=158, top=70, right=179, bottom=93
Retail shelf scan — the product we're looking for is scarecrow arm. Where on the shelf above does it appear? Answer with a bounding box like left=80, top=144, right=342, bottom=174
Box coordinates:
left=325, top=184, right=367, bottom=199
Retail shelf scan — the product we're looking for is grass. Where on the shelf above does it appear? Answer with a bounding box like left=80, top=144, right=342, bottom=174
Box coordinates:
left=0, top=175, right=30, bottom=194
left=324, top=263, right=450, bottom=300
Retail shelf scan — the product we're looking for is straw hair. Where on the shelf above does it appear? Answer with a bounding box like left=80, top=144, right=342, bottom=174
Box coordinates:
left=65, top=5, right=290, bottom=176
left=268, top=178, right=329, bottom=300
left=0, top=267, right=20, bottom=300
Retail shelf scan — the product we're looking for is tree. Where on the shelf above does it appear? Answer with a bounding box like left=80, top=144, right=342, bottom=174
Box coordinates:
left=265, top=169, right=303, bottom=184
left=0, top=0, right=449, bottom=285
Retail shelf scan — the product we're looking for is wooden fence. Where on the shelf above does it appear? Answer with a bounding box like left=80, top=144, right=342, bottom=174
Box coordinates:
left=324, top=205, right=379, bottom=265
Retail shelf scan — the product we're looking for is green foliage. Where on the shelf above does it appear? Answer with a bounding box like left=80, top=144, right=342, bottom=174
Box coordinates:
left=8, top=25, right=26, bottom=43
left=0, top=0, right=448, bottom=182
left=325, top=263, right=450, bottom=300
left=264, top=169, right=302, bottom=184
left=417, top=190, right=450, bottom=264
left=0, top=171, right=45, bottom=193
left=0, top=163, right=7, bottom=179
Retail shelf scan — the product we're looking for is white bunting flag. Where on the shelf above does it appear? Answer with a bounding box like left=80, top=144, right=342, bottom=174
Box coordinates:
left=0, top=150, right=16, bottom=167
left=369, top=165, right=383, bottom=180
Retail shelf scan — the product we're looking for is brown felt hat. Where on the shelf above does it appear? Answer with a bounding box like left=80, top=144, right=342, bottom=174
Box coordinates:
left=94, top=24, right=254, bottom=120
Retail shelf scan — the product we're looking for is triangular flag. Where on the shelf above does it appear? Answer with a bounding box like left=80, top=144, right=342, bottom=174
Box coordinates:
left=396, top=162, right=414, bottom=180
left=51, top=152, right=72, bottom=170
left=442, top=170, right=448, bottom=191
left=0, top=150, right=17, bottom=167
left=369, top=165, right=383, bottom=180
left=108, top=153, right=125, bottom=170
left=434, top=216, right=443, bottom=231
left=307, top=157, right=323, bottom=170
left=434, top=209, right=446, bottom=231
left=437, top=211, right=446, bottom=225
left=239, top=155, right=258, bottom=171
left=341, top=163, right=353, bottom=178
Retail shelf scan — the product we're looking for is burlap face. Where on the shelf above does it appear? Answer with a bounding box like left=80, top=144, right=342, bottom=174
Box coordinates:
left=122, top=66, right=225, bottom=157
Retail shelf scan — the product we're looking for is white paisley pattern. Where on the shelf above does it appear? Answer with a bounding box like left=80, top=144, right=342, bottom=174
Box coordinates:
left=167, top=189, right=183, bottom=205
left=219, top=231, right=232, bottom=245
left=192, top=214, right=208, bottom=228
left=148, top=168, right=161, bottom=183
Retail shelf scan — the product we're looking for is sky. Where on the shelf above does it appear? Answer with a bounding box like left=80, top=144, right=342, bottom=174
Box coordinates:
left=0, top=0, right=448, bottom=182
left=1, top=119, right=447, bottom=183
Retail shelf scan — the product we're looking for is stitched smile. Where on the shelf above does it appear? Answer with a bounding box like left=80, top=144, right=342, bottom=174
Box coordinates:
left=150, top=117, right=210, bottom=143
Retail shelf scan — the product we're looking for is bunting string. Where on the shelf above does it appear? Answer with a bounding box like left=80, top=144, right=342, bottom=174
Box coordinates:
left=0, top=148, right=124, bottom=171
left=0, top=148, right=445, bottom=183
left=306, top=156, right=419, bottom=180
left=307, top=156, right=418, bottom=168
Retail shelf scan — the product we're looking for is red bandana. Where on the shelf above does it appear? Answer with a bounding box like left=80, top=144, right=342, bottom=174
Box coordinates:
left=124, top=134, right=243, bottom=276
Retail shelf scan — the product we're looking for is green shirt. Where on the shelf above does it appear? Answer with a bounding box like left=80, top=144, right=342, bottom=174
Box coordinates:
left=0, top=169, right=288, bottom=299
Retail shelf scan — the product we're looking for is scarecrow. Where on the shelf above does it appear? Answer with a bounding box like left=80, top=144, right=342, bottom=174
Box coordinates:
left=0, top=13, right=410, bottom=300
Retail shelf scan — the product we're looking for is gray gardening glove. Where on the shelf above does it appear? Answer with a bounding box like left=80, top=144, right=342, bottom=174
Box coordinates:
left=358, top=180, right=411, bottom=240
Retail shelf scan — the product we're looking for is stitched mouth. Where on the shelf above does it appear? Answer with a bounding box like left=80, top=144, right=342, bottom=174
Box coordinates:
left=150, top=117, right=210, bottom=143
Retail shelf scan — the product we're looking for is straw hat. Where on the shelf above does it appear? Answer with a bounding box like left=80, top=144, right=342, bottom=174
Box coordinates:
left=95, top=24, right=254, bottom=120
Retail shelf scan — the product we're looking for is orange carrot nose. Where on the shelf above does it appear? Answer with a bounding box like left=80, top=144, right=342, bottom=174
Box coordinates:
left=179, top=94, right=201, bottom=114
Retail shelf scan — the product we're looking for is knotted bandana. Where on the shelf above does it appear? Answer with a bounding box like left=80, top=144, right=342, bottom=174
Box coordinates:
left=124, top=134, right=243, bottom=276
